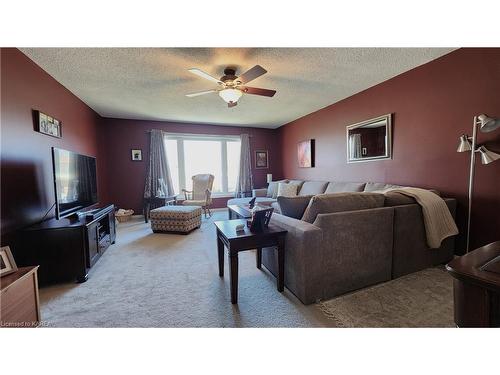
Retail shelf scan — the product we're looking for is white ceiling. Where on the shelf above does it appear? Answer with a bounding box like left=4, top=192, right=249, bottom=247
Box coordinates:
left=20, top=48, right=455, bottom=129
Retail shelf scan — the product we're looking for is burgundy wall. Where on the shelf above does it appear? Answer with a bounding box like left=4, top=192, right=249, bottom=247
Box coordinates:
left=0, top=48, right=107, bottom=245
left=3, top=47, right=498, bottom=254
left=278, top=48, right=500, bottom=253
left=97, top=118, right=282, bottom=212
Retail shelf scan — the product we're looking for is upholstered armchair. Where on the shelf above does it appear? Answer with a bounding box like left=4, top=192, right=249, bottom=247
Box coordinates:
left=182, top=174, right=215, bottom=218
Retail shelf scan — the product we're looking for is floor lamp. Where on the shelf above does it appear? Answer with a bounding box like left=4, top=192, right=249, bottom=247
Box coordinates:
left=457, top=114, right=500, bottom=253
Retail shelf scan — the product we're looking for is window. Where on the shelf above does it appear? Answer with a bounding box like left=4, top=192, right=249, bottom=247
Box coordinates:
left=164, top=134, right=241, bottom=196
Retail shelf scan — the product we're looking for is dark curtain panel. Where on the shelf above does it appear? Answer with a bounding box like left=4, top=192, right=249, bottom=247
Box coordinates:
left=235, top=134, right=253, bottom=196
left=144, top=129, right=174, bottom=198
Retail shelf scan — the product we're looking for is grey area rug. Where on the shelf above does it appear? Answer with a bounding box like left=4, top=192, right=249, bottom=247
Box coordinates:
left=319, top=267, right=455, bottom=328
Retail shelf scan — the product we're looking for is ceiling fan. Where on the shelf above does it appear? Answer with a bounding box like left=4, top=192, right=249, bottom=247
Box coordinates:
left=186, top=65, right=276, bottom=108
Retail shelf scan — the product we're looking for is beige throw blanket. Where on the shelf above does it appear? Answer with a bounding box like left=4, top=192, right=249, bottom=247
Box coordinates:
left=382, top=187, right=459, bottom=249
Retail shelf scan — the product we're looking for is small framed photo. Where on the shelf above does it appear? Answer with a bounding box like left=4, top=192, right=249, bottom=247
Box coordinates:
left=35, top=110, right=62, bottom=138
left=0, top=246, right=18, bottom=278
left=131, top=149, right=143, bottom=161
left=255, top=150, right=269, bottom=169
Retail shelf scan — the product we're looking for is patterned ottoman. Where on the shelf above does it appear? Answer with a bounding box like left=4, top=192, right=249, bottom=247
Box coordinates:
left=149, top=205, right=202, bottom=234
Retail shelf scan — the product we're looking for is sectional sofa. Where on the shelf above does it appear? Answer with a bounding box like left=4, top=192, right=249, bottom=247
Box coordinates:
left=227, top=180, right=457, bottom=304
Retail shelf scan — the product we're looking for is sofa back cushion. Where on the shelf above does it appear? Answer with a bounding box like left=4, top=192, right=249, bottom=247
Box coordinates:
left=267, top=179, right=289, bottom=198
left=324, top=181, right=366, bottom=194
left=301, top=192, right=386, bottom=223
left=298, top=181, right=328, bottom=196
left=363, top=182, right=401, bottom=192
left=277, top=195, right=313, bottom=219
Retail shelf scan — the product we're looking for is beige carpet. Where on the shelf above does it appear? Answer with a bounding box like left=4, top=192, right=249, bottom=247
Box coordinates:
left=39, top=211, right=332, bottom=328
left=319, top=267, right=455, bottom=327
left=39, top=211, right=455, bottom=328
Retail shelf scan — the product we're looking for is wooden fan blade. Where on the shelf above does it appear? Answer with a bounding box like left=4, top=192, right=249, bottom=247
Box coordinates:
left=185, top=90, right=217, bottom=97
left=228, top=101, right=238, bottom=108
left=188, top=68, right=222, bottom=84
left=236, top=65, right=267, bottom=84
left=240, top=86, right=276, bottom=97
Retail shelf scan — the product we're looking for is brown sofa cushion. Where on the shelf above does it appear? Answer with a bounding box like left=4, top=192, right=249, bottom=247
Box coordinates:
left=298, top=181, right=328, bottom=196
left=277, top=195, right=313, bottom=219
left=301, top=192, right=386, bottom=223
left=324, top=181, right=366, bottom=193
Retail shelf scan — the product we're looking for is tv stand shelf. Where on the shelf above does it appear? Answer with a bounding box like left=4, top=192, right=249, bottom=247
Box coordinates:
left=17, top=204, right=116, bottom=285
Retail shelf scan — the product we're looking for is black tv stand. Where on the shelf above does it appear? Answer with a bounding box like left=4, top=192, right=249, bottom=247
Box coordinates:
left=17, top=204, right=116, bottom=285
left=73, top=206, right=108, bottom=220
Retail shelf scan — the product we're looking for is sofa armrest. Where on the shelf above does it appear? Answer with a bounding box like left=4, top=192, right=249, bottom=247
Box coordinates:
left=252, top=188, right=268, bottom=197
left=391, top=198, right=456, bottom=278
left=262, top=213, right=323, bottom=304
left=271, top=213, right=322, bottom=235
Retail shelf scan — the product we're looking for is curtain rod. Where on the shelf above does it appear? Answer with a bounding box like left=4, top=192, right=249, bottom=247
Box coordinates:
left=145, top=130, right=253, bottom=137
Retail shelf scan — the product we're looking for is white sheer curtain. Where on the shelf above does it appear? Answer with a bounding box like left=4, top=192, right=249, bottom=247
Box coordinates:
left=349, top=133, right=362, bottom=159
left=144, top=129, right=175, bottom=198
left=235, top=134, right=253, bottom=197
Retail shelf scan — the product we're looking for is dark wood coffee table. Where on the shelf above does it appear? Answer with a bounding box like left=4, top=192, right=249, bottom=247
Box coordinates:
left=227, top=204, right=252, bottom=220
left=446, top=241, right=500, bottom=327
left=214, top=219, right=287, bottom=304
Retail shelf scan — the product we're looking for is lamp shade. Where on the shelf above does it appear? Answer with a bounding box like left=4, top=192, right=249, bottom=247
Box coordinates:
left=457, top=134, right=472, bottom=152
left=478, top=114, right=500, bottom=133
left=267, top=174, right=273, bottom=183
left=477, top=146, right=500, bottom=165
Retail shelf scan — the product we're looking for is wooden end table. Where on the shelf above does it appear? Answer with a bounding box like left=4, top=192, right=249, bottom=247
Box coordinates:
left=446, top=241, right=500, bottom=327
left=1, top=266, right=40, bottom=327
left=214, top=219, right=287, bottom=304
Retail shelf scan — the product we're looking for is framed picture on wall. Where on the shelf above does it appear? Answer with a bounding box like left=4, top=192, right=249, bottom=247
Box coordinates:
left=255, top=150, right=269, bottom=169
left=131, top=149, right=143, bottom=161
left=35, top=110, right=62, bottom=138
left=298, top=139, right=315, bottom=168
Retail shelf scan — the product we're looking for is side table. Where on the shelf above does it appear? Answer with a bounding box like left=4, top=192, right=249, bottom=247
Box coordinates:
left=214, top=219, right=287, bottom=304
left=446, top=241, right=500, bottom=327
left=1, top=266, right=41, bottom=328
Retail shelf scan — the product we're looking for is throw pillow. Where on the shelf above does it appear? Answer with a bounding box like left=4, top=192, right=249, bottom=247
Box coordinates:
left=277, top=195, right=313, bottom=219
left=277, top=182, right=298, bottom=197
left=301, top=192, right=385, bottom=223
left=266, top=179, right=289, bottom=198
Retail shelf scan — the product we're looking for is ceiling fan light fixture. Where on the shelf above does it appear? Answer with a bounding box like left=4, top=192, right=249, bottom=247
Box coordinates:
left=187, top=65, right=275, bottom=107
left=218, top=88, right=242, bottom=104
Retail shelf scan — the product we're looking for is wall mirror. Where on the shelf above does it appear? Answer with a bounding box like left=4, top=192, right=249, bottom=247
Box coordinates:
left=346, top=113, right=392, bottom=163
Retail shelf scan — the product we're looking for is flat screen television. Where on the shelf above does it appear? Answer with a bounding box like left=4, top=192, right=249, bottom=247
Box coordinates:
left=52, top=147, right=98, bottom=219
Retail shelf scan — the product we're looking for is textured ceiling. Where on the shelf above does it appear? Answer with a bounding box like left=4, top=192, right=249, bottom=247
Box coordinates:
left=20, top=48, right=455, bottom=129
